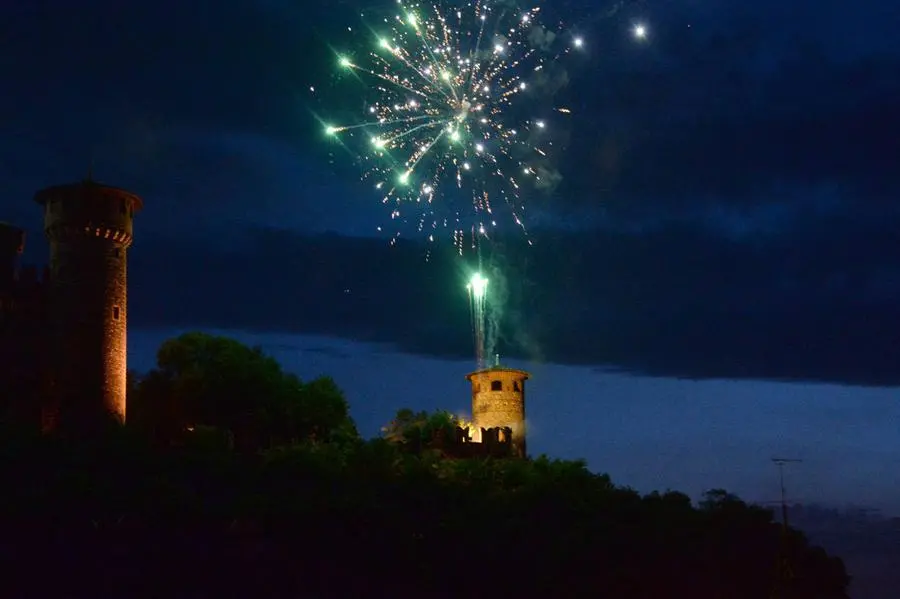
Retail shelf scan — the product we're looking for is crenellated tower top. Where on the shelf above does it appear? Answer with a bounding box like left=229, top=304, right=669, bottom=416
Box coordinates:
left=33, top=179, right=142, bottom=248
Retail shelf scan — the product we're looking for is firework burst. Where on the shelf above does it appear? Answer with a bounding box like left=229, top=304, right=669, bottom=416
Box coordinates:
left=323, top=0, right=584, bottom=252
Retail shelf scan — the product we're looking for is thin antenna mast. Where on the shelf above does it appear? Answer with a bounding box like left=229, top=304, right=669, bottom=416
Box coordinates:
left=771, top=457, right=802, bottom=530
left=770, top=458, right=802, bottom=599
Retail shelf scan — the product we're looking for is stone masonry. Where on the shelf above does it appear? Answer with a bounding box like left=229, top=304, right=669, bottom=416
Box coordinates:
left=34, top=180, right=142, bottom=433
left=466, top=366, right=530, bottom=458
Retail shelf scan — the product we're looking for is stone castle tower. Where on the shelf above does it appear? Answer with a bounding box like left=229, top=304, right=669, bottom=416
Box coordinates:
left=34, top=179, right=142, bottom=433
left=466, top=363, right=530, bottom=458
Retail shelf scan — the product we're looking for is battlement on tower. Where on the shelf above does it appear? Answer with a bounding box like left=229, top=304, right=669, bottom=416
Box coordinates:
left=437, top=425, right=517, bottom=459
left=34, top=179, right=141, bottom=248
left=34, top=179, right=144, bottom=211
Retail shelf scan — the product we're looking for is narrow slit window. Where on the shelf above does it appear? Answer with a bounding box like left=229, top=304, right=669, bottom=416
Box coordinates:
left=112, top=305, right=120, bottom=321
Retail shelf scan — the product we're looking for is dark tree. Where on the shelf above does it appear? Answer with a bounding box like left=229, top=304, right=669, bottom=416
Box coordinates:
left=128, top=332, right=357, bottom=450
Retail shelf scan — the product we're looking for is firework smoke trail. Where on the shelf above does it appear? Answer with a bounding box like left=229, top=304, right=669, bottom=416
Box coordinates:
left=483, top=261, right=504, bottom=365
left=323, top=0, right=588, bottom=252
left=467, top=272, right=488, bottom=369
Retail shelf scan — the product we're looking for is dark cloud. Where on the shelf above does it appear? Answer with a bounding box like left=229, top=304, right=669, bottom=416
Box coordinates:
left=297, top=346, right=353, bottom=360
left=124, top=214, right=900, bottom=386
left=554, top=49, right=900, bottom=213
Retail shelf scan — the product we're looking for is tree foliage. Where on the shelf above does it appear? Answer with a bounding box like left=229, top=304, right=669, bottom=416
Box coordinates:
left=128, top=332, right=357, bottom=450
left=381, top=407, right=461, bottom=453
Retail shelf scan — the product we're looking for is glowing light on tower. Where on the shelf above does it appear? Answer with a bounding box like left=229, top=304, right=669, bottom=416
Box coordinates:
left=467, top=272, right=489, bottom=368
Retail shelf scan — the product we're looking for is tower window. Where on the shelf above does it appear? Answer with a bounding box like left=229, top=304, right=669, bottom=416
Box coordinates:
left=513, top=381, right=521, bottom=392
left=112, top=305, right=120, bottom=321
left=120, top=201, right=127, bottom=215
left=114, top=248, right=121, bottom=258
left=490, top=380, right=502, bottom=391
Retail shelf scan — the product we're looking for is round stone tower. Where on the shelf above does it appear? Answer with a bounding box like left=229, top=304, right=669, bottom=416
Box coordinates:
left=34, top=179, right=142, bottom=433
left=466, top=365, right=530, bottom=457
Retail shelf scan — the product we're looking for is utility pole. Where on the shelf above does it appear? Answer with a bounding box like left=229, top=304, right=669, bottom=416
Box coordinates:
left=770, top=458, right=802, bottom=599
left=771, top=458, right=802, bottom=530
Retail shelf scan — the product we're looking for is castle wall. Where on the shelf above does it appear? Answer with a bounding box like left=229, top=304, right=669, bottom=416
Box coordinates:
left=47, top=239, right=128, bottom=426
left=0, top=224, right=24, bottom=290
left=0, top=224, right=49, bottom=428
left=446, top=426, right=515, bottom=459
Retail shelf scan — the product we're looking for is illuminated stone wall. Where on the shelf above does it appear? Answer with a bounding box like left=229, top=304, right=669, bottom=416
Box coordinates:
left=466, top=367, right=529, bottom=457
left=35, top=181, right=141, bottom=432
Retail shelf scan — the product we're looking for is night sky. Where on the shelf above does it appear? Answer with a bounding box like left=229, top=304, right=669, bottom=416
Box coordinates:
left=2, top=0, right=899, bottom=514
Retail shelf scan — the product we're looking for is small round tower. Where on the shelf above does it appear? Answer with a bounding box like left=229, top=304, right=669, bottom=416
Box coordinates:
left=34, top=179, right=142, bottom=433
left=466, top=364, right=530, bottom=457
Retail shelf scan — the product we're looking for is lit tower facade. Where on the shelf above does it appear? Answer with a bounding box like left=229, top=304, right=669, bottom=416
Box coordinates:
left=466, top=362, right=530, bottom=457
left=34, top=179, right=142, bottom=433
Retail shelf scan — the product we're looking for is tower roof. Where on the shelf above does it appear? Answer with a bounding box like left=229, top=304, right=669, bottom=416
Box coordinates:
left=33, top=179, right=144, bottom=212
left=465, top=365, right=530, bottom=381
